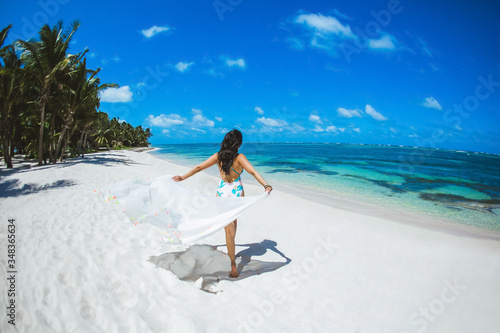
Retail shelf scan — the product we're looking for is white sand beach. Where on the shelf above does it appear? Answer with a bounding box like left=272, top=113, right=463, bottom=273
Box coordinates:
left=1, top=149, right=500, bottom=333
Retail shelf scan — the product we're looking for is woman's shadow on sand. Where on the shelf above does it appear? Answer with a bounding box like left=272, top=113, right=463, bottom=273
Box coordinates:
left=149, top=240, right=291, bottom=293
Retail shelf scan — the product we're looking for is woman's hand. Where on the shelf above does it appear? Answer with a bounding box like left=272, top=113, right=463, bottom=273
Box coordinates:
left=264, top=185, right=273, bottom=194
left=172, top=175, right=184, bottom=182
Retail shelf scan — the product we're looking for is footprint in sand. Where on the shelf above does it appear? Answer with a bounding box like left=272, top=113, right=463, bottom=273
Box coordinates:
left=109, top=278, right=140, bottom=309
left=91, top=200, right=107, bottom=213
left=16, top=309, right=36, bottom=330
left=42, top=287, right=57, bottom=307
left=58, top=266, right=85, bottom=288
left=131, top=236, right=154, bottom=248
left=37, top=310, right=64, bottom=332
left=65, top=234, right=84, bottom=249
left=95, top=288, right=112, bottom=306
left=92, top=229, right=108, bottom=242
left=80, top=296, right=98, bottom=322
left=111, top=232, right=130, bottom=245
left=52, top=246, right=67, bottom=260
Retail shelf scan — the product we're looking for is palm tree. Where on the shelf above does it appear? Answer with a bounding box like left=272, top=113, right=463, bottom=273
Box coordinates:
left=0, top=24, right=13, bottom=168
left=1, top=22, right=152, bottom=166
left=55, top=57, right=117, bottom=161
left=0, top=24, right=28, bottom=168
left=143, top=128, right=153, bottom=146
left=17, top=20, right=80, bottom=165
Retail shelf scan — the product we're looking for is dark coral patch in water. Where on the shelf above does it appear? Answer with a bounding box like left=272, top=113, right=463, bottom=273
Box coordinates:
left=343, top=174, right=408, bottom=194
left=261, top=159, right=338, bottom=176
left=267, top=169, right=299, bottom=174
left=419, top=193, right=500, bottom=214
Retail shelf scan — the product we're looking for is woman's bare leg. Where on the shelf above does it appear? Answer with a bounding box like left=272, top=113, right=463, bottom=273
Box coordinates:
left=225, top=220, right=238, bottom=277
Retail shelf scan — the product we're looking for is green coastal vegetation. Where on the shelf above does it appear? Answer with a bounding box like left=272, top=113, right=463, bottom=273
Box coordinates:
left=0, top=21, right=152, bottom=169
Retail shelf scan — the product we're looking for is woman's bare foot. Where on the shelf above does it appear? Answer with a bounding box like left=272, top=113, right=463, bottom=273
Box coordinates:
left=230, top=262, right=239, bottom=278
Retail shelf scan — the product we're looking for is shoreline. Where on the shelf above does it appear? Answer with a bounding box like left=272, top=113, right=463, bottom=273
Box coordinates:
left=147, top=148, right=500, bottom=241
left=152, top=142, right=500, bottom=157
left=1, top=149, right=500, bottom=332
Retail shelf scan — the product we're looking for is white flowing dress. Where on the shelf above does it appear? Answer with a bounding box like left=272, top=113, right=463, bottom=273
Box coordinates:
left=99, top=175, right=268, bottom=244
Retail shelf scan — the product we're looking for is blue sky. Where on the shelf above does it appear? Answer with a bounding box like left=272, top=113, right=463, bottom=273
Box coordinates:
left=2, top=0, right=500, bottom=153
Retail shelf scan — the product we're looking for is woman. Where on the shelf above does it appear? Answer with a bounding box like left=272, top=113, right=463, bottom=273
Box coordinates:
left=172, top=129, right=272, bottom=278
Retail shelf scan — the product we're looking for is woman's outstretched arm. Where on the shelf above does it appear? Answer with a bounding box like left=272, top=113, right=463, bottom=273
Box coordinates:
left=172, top=153, right=218, bottom=182
left=238, top=154, right=273, bottom=193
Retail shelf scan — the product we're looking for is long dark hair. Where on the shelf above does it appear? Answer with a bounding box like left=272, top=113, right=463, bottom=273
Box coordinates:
left=218, top=129, right=243, bottom=175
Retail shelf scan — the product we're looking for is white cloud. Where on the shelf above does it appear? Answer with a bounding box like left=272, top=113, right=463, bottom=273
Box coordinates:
left=311, top=35, right=333, bottom=50
left=313, top=124, right=324, bottom=132
left=295, top=13, right=354, bottom=38
left=226, top=58, right=246, bottom=69
left=146, top=114, right=185, bottom=127
left=286, top=37, right=305, bottom=50
left=326, top=125, right=337, bottom=132
left=141, top=25, right=170, bottom=38
left=191, top=128, right=206, bottom=134
left=100, top=86, right=133, bottom=103
left=289, top=11, right=402, bottom=58
left=312, top=124, right=337, bottom=133
left=429, top=63, right=439, bottom=72
left=417, top=37, right=433, bottom=57
left=309, top=114, right=322, bottom=124
left=353, top=127, right=361, bottom=133
left=161, top=129, right=169, bottom=135
left=289, top=11, right=357, bottom=56
left=255, top=106, right=264, bottom=115
left=337, top=107, right=362, bottom=118
left=422, top=97, right=442, bottom=110
left=205, top=68, right=224, bottom=77
left=365, top=105, right=388, bottom=121
left=287, top=123, right=306, bottom=133
left=331, top=8, right=351, bottom=20
left=256, top=117, right=288, bottom=127
left=368, top=34, right=396, bottom=50
left=215, top=117, right=223, bottom=122
left=175, top=61, right=194, bottom=72
left=192, top=114, right=214, bottom=127
left=191, top=108, right=214, bottom=127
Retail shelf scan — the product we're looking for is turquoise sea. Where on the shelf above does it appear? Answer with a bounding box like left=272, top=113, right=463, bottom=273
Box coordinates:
left=150, top=143, right=500, bottom=232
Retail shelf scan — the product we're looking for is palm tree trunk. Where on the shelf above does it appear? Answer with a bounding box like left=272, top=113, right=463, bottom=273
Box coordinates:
left=2, top=136, right=13, bottom=168
left=77, top=131, right=84, bottom=156
left=1, top=104, right=13, bottom=168
left=49, top=112, right=55, bottom=163
left=38, top=96, right=47, bottom=166
left=82, top=131, right=88, bottom=158
left=55, top=125, right=67, bottom=162
left=49, top=140, right=53, bottom=163
left=9, top=136, right=15, bottom=157
left=59, top=127, right=71, bottom=162
left=62, top=128, right=69, bottom=161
